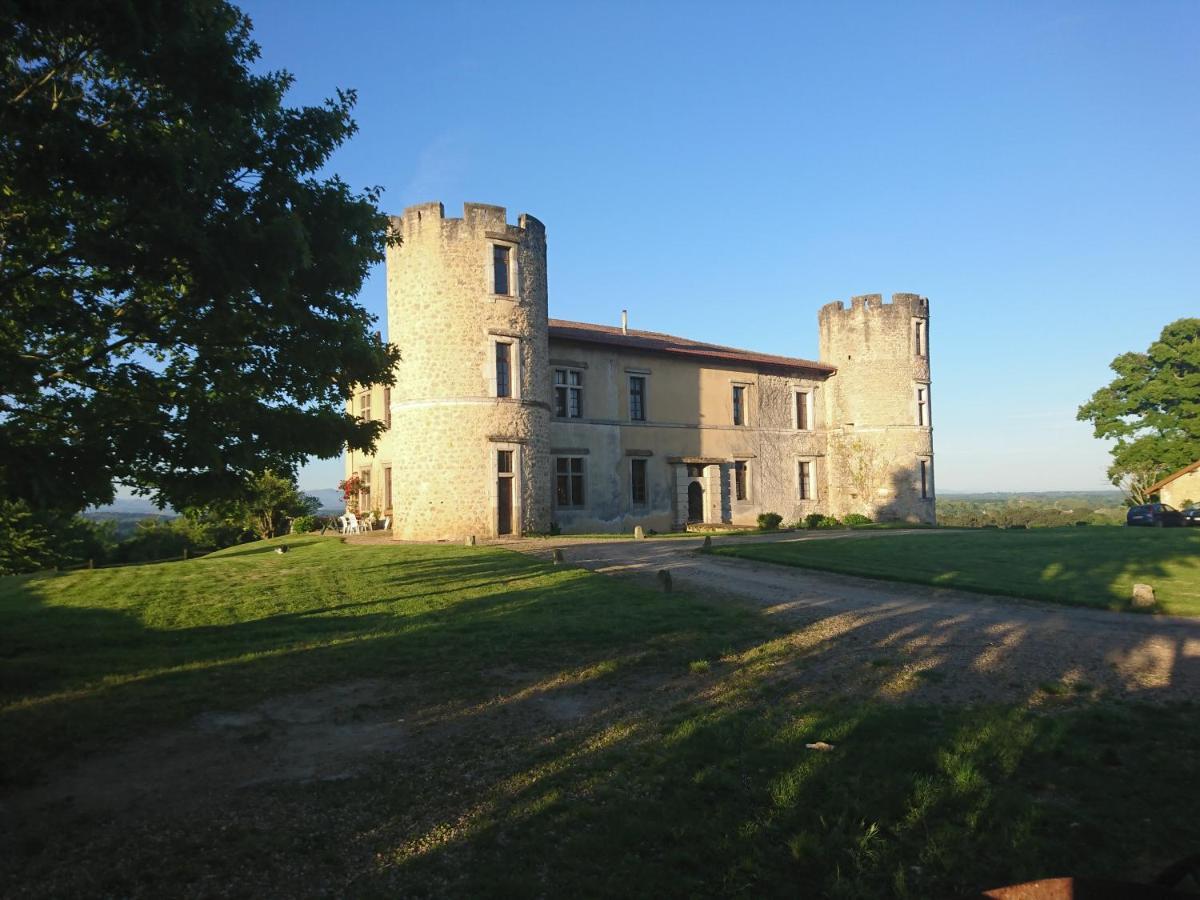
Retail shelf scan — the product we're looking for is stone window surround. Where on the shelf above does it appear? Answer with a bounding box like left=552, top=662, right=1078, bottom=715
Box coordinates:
left=630, top=457, right=649, bottom=507
left=912, top=316, right=929, bottom=358
left=487, top=238, right=519, bottom=300
left=486, top=331, right=522, bottom=400
left=918, top=455, right=934, bottom=501
left=553, top=454, right=587, bottom=508
left=554, top=366, right=584, bottom=419
left=627, top=371, right=649, bottom=423
left=914, top=382, right=931, bottom=427
left=796, top=456, right=818, bottom=502
left=488, top=441, right=522, bottom=537
left=730, top=380, right=752, bottom=427
left=732, top=457, right=751, bottom=504
left=790, top=383, right=816, bottom=431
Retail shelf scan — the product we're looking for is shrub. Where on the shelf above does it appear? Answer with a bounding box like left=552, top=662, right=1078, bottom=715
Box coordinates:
left=843, top=513, right=872, bottom=526
left=757, top=512, right=783, bottom=530
left=816, top=515, right=843, bottom=529
left=291, top=515, right=319, bottom=534
left=803, top=512, right=825, bottom=529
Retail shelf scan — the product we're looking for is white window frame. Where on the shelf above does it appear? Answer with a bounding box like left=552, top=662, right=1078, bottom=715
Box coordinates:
left=554, top=367, right=584, bottom=419
left=488, top=241, right=519, bottom=299
left=488, top=334, right=522, bottom=399
left=792, top=387, right=814, bottom=431
left=915, top=383, right=931, bottom=427
left=796, top=457, right=817, bottom=502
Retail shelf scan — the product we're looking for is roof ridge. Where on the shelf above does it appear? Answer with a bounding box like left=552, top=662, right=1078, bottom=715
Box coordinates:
left=547, top=319, right=835, bottom=372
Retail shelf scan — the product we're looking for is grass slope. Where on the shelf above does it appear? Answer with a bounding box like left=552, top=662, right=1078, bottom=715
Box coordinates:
left=714, top=527, right=1200, bottom=615
left=1, top=537, right=1198, bottom=897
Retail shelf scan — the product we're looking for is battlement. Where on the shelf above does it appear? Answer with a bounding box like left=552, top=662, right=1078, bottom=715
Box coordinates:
left=393, top=201, right=544, bottom=242
left=818, top=292, right=929, bottom=320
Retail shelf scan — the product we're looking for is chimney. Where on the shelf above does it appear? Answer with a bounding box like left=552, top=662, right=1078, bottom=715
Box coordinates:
left=621, top=309, right=628, bottom=335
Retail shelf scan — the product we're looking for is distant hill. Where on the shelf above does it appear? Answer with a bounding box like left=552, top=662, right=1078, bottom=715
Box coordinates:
left=940, top=490, right=1123, bottom=505
left=304, top=488, right=343, bottom=512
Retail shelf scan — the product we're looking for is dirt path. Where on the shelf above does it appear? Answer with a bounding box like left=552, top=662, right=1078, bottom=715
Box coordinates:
left=515, top=531, right=1200, bottom=703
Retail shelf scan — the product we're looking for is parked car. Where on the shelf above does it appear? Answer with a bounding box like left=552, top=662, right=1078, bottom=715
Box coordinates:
left=1184, top=507, right=1200, bottom=527
left=1126, top=503, right=1186, bottom=527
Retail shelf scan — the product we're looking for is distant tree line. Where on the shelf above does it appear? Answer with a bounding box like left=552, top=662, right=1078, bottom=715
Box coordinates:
left=937, top=497, right=1126, bottom=529
left=0, top=472, right=318, bottom=574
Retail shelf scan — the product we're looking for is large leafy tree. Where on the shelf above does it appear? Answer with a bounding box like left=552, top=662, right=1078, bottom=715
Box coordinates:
left=0, top=0, right=398, bottom=515
left=1078, top=318, right=1200, bottom=501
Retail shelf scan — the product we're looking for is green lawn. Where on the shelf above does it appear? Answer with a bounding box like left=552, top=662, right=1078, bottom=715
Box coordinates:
left=2, top=536, right=1199, bottom=897
left=714, top=527, right=1200, bottom=615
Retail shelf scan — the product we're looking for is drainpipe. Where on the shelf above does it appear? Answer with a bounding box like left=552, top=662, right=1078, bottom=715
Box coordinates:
left=621, top=309, right=628, bottom=335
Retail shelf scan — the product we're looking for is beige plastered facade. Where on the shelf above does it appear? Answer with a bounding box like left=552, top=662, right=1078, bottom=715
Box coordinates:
left=1155, top=465, right=1200, bottom=509
left=345, top=202, right=936, bottom=541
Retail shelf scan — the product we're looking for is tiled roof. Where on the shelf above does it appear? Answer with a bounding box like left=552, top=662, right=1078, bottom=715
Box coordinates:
left=548, top=319, right=835, bottom=376
left=1147, top=458, right=1200, bottom=495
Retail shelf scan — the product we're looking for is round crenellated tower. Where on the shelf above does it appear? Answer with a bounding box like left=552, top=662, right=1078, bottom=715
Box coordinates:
left=818, top=293, right=935, bottom=523
left=386, top=202, right=551, bottom=540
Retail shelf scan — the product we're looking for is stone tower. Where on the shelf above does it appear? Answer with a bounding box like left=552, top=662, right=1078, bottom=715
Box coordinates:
left=386, top=202, right=552, bottom=540
left=818, top=293, right=935, bottom=523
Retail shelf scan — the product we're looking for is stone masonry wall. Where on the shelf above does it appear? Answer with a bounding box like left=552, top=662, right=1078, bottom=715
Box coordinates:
left=819, top=293, right=935, bottom=523
left=385, top=202, right=551, bottom=540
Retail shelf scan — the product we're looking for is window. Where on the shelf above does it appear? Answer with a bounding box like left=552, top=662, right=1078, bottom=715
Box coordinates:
left=798, top=460, right=813, bottom=500
left=920, top=459, right=930, bottom=499
left=383, top=388, right=391, bottom=429
left=732, top=385, right=746, bottom=426
left=555, top=457, right=585, bottom=507
left=686, top=463, right=705, bottom=478
left=383, top=465, right=393, bottom=510
left=734, top=461, right=747, bottom=501
left=493, top=245, right=511, bottom=295
left=916, top=386, right=930, bottom=426
left=495, top=342, right=512, bottom=398
left=358, top=468, right=371, bottom=512
left=358, top=391, right=371, bottom=422
left=629, top=375, right=646, bottom=422
left=554, top=369, right=583, bottom=418
left=631, top=458, right=647, bottom=505
left=914, top=319, right=928, bottom=357
left=795, top=390, right=810, bottom=431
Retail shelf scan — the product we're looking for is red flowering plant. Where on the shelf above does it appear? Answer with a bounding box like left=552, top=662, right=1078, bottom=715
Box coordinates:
left=337, top=474, right=363, bottom=513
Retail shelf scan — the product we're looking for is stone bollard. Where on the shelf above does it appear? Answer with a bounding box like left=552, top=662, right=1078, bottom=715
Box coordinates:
left=465, top=535, right=476, bottom=546
left=1131, top=583, right=1156, bottom=609
left=634, top=525, right=645, bottom=540
left=552, top=548, right=565, bottom=564
left=657, top=569, right=672, bottom=593
left=700, top=535, right=713, bottom=553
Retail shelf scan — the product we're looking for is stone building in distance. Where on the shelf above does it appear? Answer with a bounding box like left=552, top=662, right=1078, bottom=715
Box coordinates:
left=344, top=202, right=935, bottom=540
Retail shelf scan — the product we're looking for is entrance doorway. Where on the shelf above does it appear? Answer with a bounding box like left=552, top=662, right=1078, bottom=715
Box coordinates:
left=497, top=450, right=514, bottom=535
left=687, top=480, right=704, bottom=523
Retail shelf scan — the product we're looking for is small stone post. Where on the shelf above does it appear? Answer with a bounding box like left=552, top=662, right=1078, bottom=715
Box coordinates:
left=465, top=535, right=476, bottom=546
left=634, top=525, right=645, bottom=540
left=1131, top=583, right=1156, bottom=609
left=700, top=535, right=713, bottom=553
left=657, top=569, right=672, bottom=593
left=552, top=548, right=565, bottom=564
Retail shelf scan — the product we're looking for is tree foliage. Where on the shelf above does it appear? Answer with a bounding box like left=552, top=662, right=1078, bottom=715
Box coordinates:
left=1077, top=319, right=1200, bottom=496
left=0, top=0, right=399, bottom=516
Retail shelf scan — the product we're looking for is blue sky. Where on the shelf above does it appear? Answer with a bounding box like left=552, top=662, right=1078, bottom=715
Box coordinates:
left=237, top=1, right=1200, bottom=493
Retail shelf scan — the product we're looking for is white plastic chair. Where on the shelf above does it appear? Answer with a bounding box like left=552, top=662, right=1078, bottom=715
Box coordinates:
left=346, top=513, right=361, bottom=534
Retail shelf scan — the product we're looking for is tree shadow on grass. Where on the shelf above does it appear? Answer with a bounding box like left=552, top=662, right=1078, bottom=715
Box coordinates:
left=3, top=540, right=1200, bottom=898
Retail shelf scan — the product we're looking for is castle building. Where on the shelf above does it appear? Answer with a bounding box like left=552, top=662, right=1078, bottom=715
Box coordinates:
left=344, top=202, right=935, bottom=540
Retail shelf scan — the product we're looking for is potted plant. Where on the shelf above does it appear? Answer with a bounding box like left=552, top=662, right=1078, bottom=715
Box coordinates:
left=337, top=474, right=363, bottom=515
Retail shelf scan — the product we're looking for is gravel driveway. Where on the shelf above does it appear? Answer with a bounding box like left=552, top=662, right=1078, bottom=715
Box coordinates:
left=514, top=531, right=1200, bottom=704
